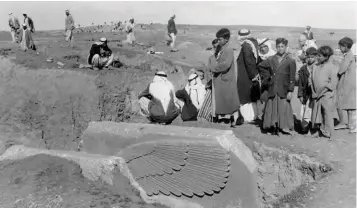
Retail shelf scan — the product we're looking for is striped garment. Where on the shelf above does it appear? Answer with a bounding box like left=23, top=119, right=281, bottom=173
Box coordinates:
left=197, top=89, right=212, bottom=122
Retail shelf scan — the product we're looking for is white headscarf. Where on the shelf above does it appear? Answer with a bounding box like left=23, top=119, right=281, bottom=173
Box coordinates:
left=257, top=38, right=276, bottom=60
left=237, top=29, right=258, bottom=62
left=185, top=73, right=206, bottom=110
left=149, top=71, right=176, bottom=114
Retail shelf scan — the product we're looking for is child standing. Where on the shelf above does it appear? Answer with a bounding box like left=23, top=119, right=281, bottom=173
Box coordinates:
left=297, top=47, right=319, bottom=133
left=311, top=46, right=339, bottom=139
left=335, top=37, right=356, bottom=133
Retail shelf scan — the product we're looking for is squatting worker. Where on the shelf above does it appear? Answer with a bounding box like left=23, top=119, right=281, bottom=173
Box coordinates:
left=87, top=37, right=114, bottom=70
left=138, top=71, right=180, bottom=124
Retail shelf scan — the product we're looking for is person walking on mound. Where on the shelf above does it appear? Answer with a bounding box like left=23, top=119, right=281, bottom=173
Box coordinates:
left=64, top=10, right=75, bottom=48
left=87, top=37, right=114, bottom=70
left=167, top=14, right=178, bottom=52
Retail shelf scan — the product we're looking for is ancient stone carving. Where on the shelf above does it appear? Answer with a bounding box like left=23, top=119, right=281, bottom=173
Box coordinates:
left=120, top=141, right=230, bottom=197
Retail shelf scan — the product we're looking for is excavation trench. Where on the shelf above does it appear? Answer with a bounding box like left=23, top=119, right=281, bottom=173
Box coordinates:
left=0, top=58, right=333, bottom=208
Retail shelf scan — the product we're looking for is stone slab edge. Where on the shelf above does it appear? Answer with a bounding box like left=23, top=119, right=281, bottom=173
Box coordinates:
left=83, top=121, right=257, bottom=173
left=0, top=145, right=202, bottom=208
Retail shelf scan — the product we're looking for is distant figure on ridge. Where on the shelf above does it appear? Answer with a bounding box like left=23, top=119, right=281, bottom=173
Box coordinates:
left=87, top=37, right=114, bottom=70
left=64, top=10, right=75, bottom=47
left=23, top=13, right=35, bottom=33
left=167, top=14, right=178, bottom=52
left=124, top=18, right=136, bottom=46
left=303, top=25, right=314, bottom=41
left=8, top=13, right=20, bottom=43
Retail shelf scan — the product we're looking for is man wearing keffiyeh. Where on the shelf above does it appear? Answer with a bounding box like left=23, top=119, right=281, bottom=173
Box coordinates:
left=236, top=29, right=261, bottom=123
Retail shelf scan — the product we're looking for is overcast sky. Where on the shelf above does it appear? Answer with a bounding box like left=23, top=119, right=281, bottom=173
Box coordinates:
left=1, top=1, right=356, bottom=30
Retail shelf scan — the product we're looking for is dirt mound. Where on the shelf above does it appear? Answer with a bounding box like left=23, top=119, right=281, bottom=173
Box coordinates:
left=0, top=154, right=167, bottom=208
left=176, top=41, right=202, bottom=51
left=0, top=59, right=132, bottom=151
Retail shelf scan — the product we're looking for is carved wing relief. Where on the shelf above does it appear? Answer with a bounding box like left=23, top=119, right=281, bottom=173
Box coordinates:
left=123, top=141, right=231, bottom=197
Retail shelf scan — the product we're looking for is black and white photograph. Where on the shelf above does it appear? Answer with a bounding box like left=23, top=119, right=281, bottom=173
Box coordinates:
left=0, top=0, right=356, bottom=207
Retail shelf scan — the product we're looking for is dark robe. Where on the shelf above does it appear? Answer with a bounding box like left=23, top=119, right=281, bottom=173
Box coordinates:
left=175, top=89, right=198, bottom=121
left=297, top=64, right=312, bottom=105
left=24, top=17, right=35, bottom=33
left=207, top=44, right=240, bottom=115
left=138, top=85, right=179, bottom=124
left=258, top=53, right=296, bottom=130
left=167, top=19, right=177, bottom=35
left=87, top=43, right=112, bottom=65
left=237, top=38, right=260, bottom=104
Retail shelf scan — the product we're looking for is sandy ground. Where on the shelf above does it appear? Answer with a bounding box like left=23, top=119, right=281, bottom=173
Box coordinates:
left=0, top=24, right=355, bottom=208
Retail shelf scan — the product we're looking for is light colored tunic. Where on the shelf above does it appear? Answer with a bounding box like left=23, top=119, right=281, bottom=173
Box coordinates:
left=336, top=50, right=356, bottom=110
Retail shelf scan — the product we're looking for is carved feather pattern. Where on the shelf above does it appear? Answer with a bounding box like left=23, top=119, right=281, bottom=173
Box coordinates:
left=124, top=141, right=230, bottom=197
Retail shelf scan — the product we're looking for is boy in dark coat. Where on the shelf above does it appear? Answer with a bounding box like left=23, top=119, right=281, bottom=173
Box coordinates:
left=297, top=47, right=319, bottom=133
left=258, top=38, right=296, bottom=135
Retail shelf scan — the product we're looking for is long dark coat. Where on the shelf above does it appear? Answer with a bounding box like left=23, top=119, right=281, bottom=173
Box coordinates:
left=237, top=38, right=260, bottom=104
left=258, top=53, right=296, bottom=99
left=207, top=44, right=240, bottom=115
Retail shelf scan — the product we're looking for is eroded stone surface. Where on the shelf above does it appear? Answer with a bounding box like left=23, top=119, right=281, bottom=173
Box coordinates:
left=79, top=121, right=259, bottom=208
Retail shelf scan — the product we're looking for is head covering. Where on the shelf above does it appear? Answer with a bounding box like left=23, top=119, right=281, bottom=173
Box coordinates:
left=171, top=14, right=176, bottom=18
left=100, top=37, right=107, bottom=42
left=149, top=71, right=176, bottom=114
left=238, top=29, right=251, bottom=37
left=257, top=38, right=276, bottom=60
left=306, top=47, right=319, bottom=56
left=237, top=29, right=252, bottom=45
left=9, top=13, right=13, bottom=15
left=185, top=73, right=206, bottom=110
left=65, top=10, right=70, bottom=13
left=216, top=28, right=230, bottom=39
left=22, top=23, right=27, bottom=28
left=338, top=37, right=354, bottom=49
left=306, top=25, right=311, bottom=29
left=23, top=13, right=27, bottom=15
left=188, top=73, right=198, bottom=82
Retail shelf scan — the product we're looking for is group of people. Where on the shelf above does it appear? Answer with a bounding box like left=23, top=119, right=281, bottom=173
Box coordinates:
left=8, top=12, right=36, bottom=52
left=138, top=27, right=356, bottom=139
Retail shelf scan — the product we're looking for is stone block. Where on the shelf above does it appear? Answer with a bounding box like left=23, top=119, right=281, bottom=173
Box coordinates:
left=79, top=121, right=259, bottom=208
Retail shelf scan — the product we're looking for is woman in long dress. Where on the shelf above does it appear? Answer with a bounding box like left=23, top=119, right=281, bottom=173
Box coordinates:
left=258, top=38, right=296, bottom=135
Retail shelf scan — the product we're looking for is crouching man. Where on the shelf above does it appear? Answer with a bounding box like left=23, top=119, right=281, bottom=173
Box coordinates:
left=87, top=37, right=114, bottom=70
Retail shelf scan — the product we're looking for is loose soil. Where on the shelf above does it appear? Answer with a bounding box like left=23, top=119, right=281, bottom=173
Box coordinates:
left=0, top=154, right=168, bottom=208
left=0, top=25, right=355, bottom=208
